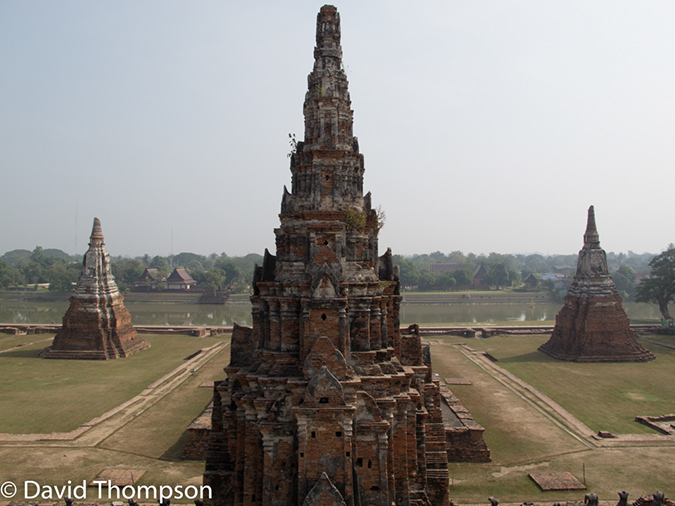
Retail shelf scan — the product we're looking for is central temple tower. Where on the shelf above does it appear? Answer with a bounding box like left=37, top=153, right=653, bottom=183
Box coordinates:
left=204, top=6, right=450, bottom=505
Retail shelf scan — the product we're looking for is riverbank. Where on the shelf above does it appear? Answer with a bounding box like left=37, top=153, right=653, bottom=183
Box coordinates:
left=403, top=291, right=549, bottom=304
left=0, top=290, right=551, bottom=305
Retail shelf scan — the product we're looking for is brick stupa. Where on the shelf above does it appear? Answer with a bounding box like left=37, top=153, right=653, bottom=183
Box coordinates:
left=204, top=6, right=450, bottom=506
left=539, top=206, right=655, bottom=362
left=41, top=218, right=150, bottom=360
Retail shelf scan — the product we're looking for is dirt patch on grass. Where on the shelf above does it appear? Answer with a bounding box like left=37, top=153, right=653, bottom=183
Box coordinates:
left=492, top=462, right=550, bottom=478
left=627, top=392, right=646, bottom=400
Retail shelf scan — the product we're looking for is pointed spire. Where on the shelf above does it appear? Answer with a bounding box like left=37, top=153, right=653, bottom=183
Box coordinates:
left=90, top=217, right=104, bottom=242
left=314, top=5, right=342, bottom=66
left=302, top=5, right=354, bottom=151
left=583, top=205, right=600, bottom=247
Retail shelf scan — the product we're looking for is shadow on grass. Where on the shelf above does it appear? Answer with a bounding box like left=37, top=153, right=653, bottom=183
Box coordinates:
left=161, top=429, right=191, bottom=461
left=0, top=348, right=44, bottom=358
left=498, top=350, right=553, bottom=363
left=160, top=397, right=213, bottom=461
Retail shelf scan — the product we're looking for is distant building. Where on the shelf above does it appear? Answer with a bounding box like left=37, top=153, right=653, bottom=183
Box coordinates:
left=552, top=265, right=575, bottom=276
left=541, top=273, right=567, bottom=289
left=132, top=268, right=164, bottom=291
left=523, top=273, right=539, bottom=288
left=166, top=268, right=197, bottom=290
left=430, top=263, right=462, bottom=274
left=473, top=264, right=488, bottom=289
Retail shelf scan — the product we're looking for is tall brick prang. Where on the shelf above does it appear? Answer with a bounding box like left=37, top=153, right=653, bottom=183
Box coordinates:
left=41, top=218, right=150, bottom=360
left=204, top=6, right=450, bottom=505
left=539, top=206, right=655, bottom=363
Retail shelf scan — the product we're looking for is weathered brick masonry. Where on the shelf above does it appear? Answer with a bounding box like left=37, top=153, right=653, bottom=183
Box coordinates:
left=41, top=218, right=149, bottom=360
left=539, top=206, right=654, bottom=363
left=440, top=387, right=490, bottom=463
left=183, top=403, right=214, bottom=461
left=204, top=6, right=451, bottom=505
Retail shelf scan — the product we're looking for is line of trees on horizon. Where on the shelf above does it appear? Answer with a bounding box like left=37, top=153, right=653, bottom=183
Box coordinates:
left=0, top=245, right=663, bottom=294
left=2, top=245, right=674, bottom=319
left=393, top=250, right=657, bottom=299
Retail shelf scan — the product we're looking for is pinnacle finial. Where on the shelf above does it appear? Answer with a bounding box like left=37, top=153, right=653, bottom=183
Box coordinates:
left=90, top=217, right=104, bottom=241
left=317, top=5, right=340, bottom=47
left=584, top=205, right=600, bottom=246
left=314, top=5, right=342, bottom=68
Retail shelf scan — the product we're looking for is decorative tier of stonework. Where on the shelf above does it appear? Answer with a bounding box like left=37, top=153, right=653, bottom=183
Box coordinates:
left=204, top=6, right=451, bottom=506
left=539, top=206, right=655, bottom=363
left=41, top=218, right=150, bottom=360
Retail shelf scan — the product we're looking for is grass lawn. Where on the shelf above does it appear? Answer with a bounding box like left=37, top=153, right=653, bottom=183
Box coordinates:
left=429, top=338, right=675, bottom=501
left=0, top=334, right=228, bottom=434
left=0, top=446, right=209, bottom=501
left=97, top=341, right=230, bottom=460
left=1, top=328, right=673, bottom=503
left=463, top=335, right=675, bottom=434
left=639, top=333, right=675, bottom=347
left=430, top=341, right=587, bottom=465
left=0, top=332, right=53, bottom=351
left=419, top=320, right=557, bottom=327
left=445, top=447, right=675, bottom=502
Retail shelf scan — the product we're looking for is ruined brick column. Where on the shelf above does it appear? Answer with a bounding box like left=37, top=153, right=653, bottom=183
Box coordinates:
left=41, top=218, right=150, bottom=360
left=539, top=206, right=655, bottom=362
left=204, top=5, right=450, bottom=505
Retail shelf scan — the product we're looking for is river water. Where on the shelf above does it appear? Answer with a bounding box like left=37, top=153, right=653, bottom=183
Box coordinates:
left=0, top=299, right=665, bottom=327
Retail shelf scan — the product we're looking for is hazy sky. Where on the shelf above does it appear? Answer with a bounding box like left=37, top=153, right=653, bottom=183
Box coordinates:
left=1, top=1, right=673, bottom=259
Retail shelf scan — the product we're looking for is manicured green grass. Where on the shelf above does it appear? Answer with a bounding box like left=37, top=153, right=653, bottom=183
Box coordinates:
left=0, top=334, right=228, bottom=434
left=465, top=335, right=675, bottom=434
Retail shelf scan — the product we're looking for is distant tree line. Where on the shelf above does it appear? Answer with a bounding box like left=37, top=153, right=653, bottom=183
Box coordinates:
left=2, top=246, right=673, bottom=320
left=108, top=252, right=264, bottom=293
left=394, top=251, right=523, bottom=291
left=0, top=247, right=263, bottom=294
left=0, top=246, right=81, bottom=292
left=393, top=249, right=661, bottom=301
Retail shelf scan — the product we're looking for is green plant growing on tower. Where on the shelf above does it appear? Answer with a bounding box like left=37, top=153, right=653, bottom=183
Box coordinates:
left=345, top=209, right=366, bottom=231
left=287, top=133, right=297, bottom=158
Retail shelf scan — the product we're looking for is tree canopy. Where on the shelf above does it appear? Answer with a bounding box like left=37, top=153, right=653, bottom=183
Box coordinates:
left=612, top=265, right=637, bottom=302
left=636, top=247, right=675, bottom=320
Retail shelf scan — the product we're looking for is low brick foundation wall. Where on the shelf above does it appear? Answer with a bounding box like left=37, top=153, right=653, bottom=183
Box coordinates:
left=440, top=386, right=491, bottom=463
left=181, top=403, right=213, bottom=460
